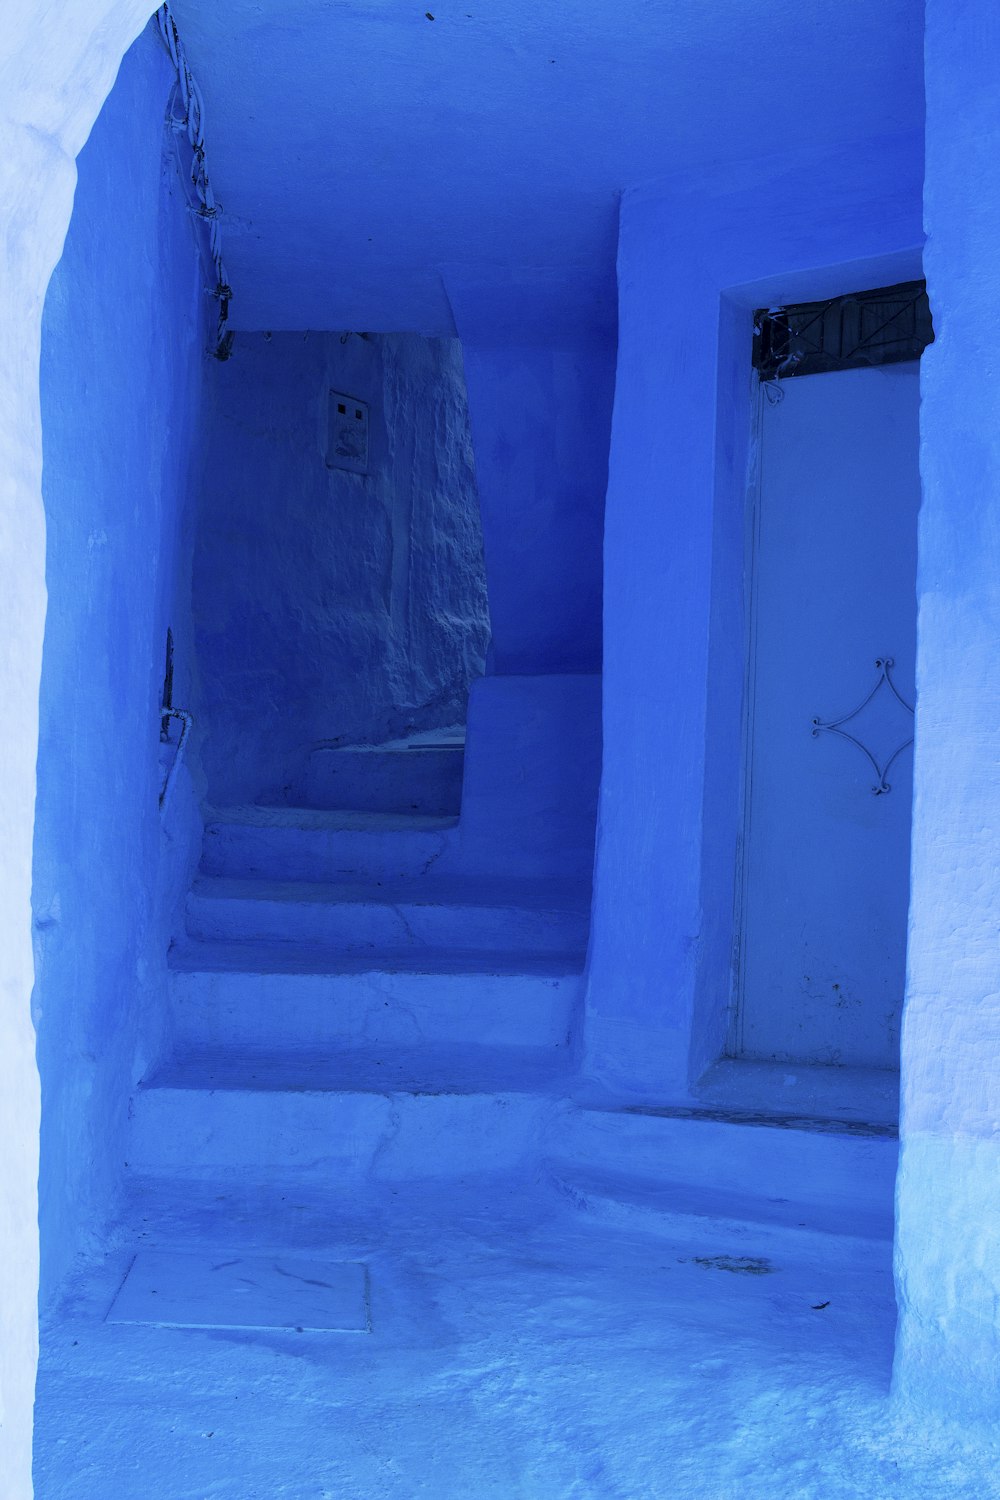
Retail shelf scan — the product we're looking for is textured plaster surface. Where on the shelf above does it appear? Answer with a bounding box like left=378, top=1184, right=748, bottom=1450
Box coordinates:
left=34, top=1177, right=1000, bottom=1499
left=0, top=2, right=155, bottom=1492
left=192, top=331, right=488, bottom=805
left=165, top=0, right=924, bottom=333
left=37, top=22, right=207, bottom=1306
left=893, top=0, right=1000, bottom=1419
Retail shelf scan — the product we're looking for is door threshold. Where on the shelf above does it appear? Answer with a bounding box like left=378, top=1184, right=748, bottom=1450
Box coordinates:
left=692, top=1058, right=898, bottom=1134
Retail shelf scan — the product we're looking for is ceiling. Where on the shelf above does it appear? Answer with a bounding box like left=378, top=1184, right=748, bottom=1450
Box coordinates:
left=170, top=0, right=924, bottom=334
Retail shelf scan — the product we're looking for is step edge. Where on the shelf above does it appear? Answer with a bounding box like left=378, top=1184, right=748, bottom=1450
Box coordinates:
left=544, top=1161, right=896, bottom=1242
left=168, top=947, right=587, bottom=977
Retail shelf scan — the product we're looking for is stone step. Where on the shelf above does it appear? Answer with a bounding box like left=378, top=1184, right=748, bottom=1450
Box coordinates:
left=542, top=1101, right=898, bottom=1245
left=292, top=744, right=465, bottom=816
left=169, top=943, right=582, bottom=1052
left=127, top=1069, right=897, bottom=1251
left=547, top=1165, right=894, bottom=1261
left=186, top=876, right=591, bottom=954
left=201, top=806, right=458, bottom=883
left=128, top=1050, right=564, bottom=1180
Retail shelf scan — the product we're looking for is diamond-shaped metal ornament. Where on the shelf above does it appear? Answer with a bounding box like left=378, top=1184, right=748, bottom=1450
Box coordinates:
left=811, top=657, right=914, bottom=795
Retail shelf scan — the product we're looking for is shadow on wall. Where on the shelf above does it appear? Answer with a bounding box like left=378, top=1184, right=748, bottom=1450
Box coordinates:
left=192, top=331, right=491, bottom=808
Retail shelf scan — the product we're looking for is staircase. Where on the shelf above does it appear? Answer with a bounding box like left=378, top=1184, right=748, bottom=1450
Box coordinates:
left=128, top=673, right=898, bottom=1251
left=129, top=677, right=602, bottom=1187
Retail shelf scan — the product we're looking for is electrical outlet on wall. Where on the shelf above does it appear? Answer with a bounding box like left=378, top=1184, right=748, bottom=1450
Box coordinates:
left=327, top=391, right=369, bottom=474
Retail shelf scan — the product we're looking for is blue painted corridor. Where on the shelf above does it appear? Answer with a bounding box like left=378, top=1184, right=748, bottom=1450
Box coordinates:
left=15, top=0, right=1000, bottom=1494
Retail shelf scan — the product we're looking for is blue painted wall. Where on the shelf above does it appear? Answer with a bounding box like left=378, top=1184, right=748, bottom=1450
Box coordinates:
left=446, top=277, right=614, bottom=676
left=455, top=340, right=610, bottom=675
left=169, top=0, right=924, bottom=335
left=192, top=331, right=489, bottom=806
left=585, top=137, right=924, bottom=1103
left=35, top=22, right=207, bottom=1300
left=894, top=0, right=1000, bottom=1420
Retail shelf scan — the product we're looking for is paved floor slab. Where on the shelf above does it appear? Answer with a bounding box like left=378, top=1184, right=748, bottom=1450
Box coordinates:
left=107, top=1250, right=369, bottom=1332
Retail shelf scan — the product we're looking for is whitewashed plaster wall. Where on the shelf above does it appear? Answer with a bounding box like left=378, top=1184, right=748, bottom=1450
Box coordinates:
left=893, top=0, right=1000, bottom=1422
left=0, top=5, right=153, bottom=1493
left=37, top=17, right=209, bottom=1308
left=192, top=332, right=489, bottom=805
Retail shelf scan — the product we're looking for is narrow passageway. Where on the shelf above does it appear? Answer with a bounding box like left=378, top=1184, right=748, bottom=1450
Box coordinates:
left=22, top=1, right=1000, bottom=1496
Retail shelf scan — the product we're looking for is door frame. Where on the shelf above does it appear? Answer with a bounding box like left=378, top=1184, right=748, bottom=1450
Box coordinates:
left=728, top=368, right=767, bottom=1058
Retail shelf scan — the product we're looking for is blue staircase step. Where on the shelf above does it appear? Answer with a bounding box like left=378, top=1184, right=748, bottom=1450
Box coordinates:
left=290, top=743, right=464, bottom=815
left=186, top=876, right=591, bottom=954
left=168, top=942, right=583, bottom=1052
left=202, top=806, right=458, bottom=883
left=128, top=1052, right=562, bottom=1181
left=542, top=1102, right=898, bottom=1246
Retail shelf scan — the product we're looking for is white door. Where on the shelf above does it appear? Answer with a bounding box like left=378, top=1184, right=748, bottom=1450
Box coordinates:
left=735, top=362, right=920, bottom=1068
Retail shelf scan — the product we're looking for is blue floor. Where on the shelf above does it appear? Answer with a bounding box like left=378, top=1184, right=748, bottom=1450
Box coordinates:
left=35, top=1173, right=997, bottom=1500
left=34, top=740, right=1000, bottom=1496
